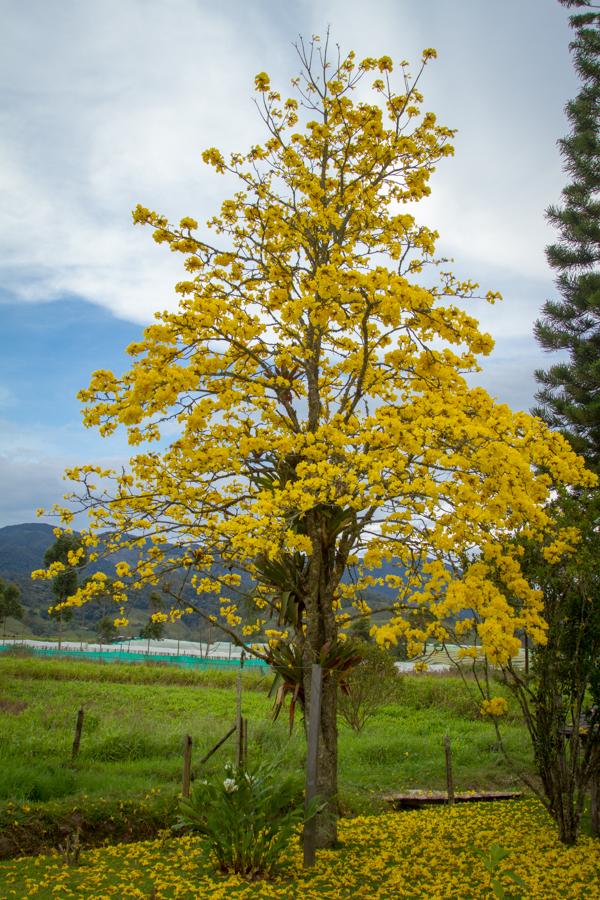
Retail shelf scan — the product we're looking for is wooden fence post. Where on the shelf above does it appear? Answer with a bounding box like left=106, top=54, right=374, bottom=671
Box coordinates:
left=71, top=707, right=84, bottom=762
left=235, top=652, right=246, bottom=768
left=182, top=734, right=193, bottom=798
left=444, top=734, right=454, bottom=805
left=242, top=716, right=248, bottom=767
left=303, top=663, right=323, bottom=869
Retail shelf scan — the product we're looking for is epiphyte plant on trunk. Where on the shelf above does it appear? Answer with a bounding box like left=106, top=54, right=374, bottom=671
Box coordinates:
left=34, top=32, right=593, bottom=848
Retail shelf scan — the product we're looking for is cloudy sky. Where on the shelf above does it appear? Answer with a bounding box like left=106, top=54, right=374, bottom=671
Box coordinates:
left=0, top=0, right=578, bottom=527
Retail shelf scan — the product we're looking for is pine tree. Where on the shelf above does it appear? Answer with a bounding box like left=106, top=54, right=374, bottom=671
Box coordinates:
left=534, top=0, right=600, bottom=469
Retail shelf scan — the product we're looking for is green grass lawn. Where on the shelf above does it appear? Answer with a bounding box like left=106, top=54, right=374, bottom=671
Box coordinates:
left=0, top=654, right=529, bottom=815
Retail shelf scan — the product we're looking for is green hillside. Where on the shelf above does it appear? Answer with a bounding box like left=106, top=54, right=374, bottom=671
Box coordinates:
left=0, top=523, right=403, bottom=642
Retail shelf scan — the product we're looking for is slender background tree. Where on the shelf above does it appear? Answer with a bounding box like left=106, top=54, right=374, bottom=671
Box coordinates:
left=458, top=2, right=600, bottom=845
left=528, top=0, right=600, bottom=843
left=43, top=533, right=86, bottom=648
left=0, top=576, right=23, bottom=639
left=459, top=490, right=600, bottom=845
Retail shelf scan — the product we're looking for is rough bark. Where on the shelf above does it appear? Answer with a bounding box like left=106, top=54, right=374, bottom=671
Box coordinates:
left=305, top=663, right=338, bottom=848
left=302, top=612, right=339, bottom=844
left=534, top=697, right=586, bottom=844
left=591, top=773, right=600, bottom=838
left=301, top=509, right=343, bottom=848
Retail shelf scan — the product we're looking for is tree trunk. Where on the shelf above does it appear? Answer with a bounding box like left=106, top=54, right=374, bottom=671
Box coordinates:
left=536, top=734, right=586, bottom=845
left=591, top=773, right=600, bottom=838
left=555, top=793, right=581, bottom=845
left=299, top=507, right=352, bottom=849
left=539, top=750, right=582, bottom=845
left=316, top=667, right=338, bottom=847
left=303, top=656, right=338, bottom=848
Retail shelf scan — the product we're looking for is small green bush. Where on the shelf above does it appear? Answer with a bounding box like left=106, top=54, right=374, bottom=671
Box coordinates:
left=337, top=641, right=400, bottom=732
left=177, top=760, right=308, bottom=880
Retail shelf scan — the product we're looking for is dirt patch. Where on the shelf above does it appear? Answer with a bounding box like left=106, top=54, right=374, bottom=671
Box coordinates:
left=0, top=698, right=28, bottom=714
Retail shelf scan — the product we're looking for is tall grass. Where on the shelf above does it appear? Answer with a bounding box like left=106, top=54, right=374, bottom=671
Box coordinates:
left=0, top=652, right=270, bottom=690
left=0, top=655, right=528, bottom=815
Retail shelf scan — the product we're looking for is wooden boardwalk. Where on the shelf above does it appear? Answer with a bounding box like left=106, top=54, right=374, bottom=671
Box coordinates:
left=383, top=790, right=522, bottom=810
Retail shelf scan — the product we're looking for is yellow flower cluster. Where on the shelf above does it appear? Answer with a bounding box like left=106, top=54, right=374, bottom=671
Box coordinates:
left=542, top=526, right=582, bottom=564
left=480, top=697, right=509, bottom=717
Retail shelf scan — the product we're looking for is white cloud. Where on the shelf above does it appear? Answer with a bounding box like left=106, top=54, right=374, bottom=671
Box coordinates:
left=1, top=0, right=576, bottom=326
left=0, top=416, right=132, bottom=527
left=0, top=452, right=69, bottom=526
left=303, top=0, right=574, bottom=280
left=1, top=0, right=288, bottom=323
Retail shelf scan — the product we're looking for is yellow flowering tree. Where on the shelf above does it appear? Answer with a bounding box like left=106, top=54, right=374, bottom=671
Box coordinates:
left=36, top=36, right=593, bottom=847
left=450, top=488, right=600, bottom=845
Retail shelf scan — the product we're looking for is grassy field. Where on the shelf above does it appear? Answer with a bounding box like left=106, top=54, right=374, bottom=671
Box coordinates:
left=0, top=653, right=529, bottom=815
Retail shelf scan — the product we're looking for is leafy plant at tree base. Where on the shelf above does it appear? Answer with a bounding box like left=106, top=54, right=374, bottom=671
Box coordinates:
left=176, top=760, right=311, bottom=880
left=337, top=640, right=400, bottom=732
left=267, top=636, right=363, bottom=732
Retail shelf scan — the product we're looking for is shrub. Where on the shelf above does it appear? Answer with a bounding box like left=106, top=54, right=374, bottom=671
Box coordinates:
left=177, top=760, right=308, bottom=880
left=337, top=641, right=400, bottom=732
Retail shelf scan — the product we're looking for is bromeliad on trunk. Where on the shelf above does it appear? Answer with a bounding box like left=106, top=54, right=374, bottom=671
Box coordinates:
left=267, top=637, right=363, bottom=733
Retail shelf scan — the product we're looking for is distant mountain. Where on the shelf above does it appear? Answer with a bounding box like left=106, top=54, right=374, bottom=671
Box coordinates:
left=0, top=522, right=406, bottom=591
left=0, top=522, right=407, bottom=639
left=0, top=523, right=58, bottom=576
left=0, top=522, right=165, bottom=580
left=0, top=523, right=213, bottom=640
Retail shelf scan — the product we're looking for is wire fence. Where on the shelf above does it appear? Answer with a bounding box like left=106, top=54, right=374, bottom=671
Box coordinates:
left=0, top=638, right=270, bottom=671
left=0, top=637, right=526, bottom=672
